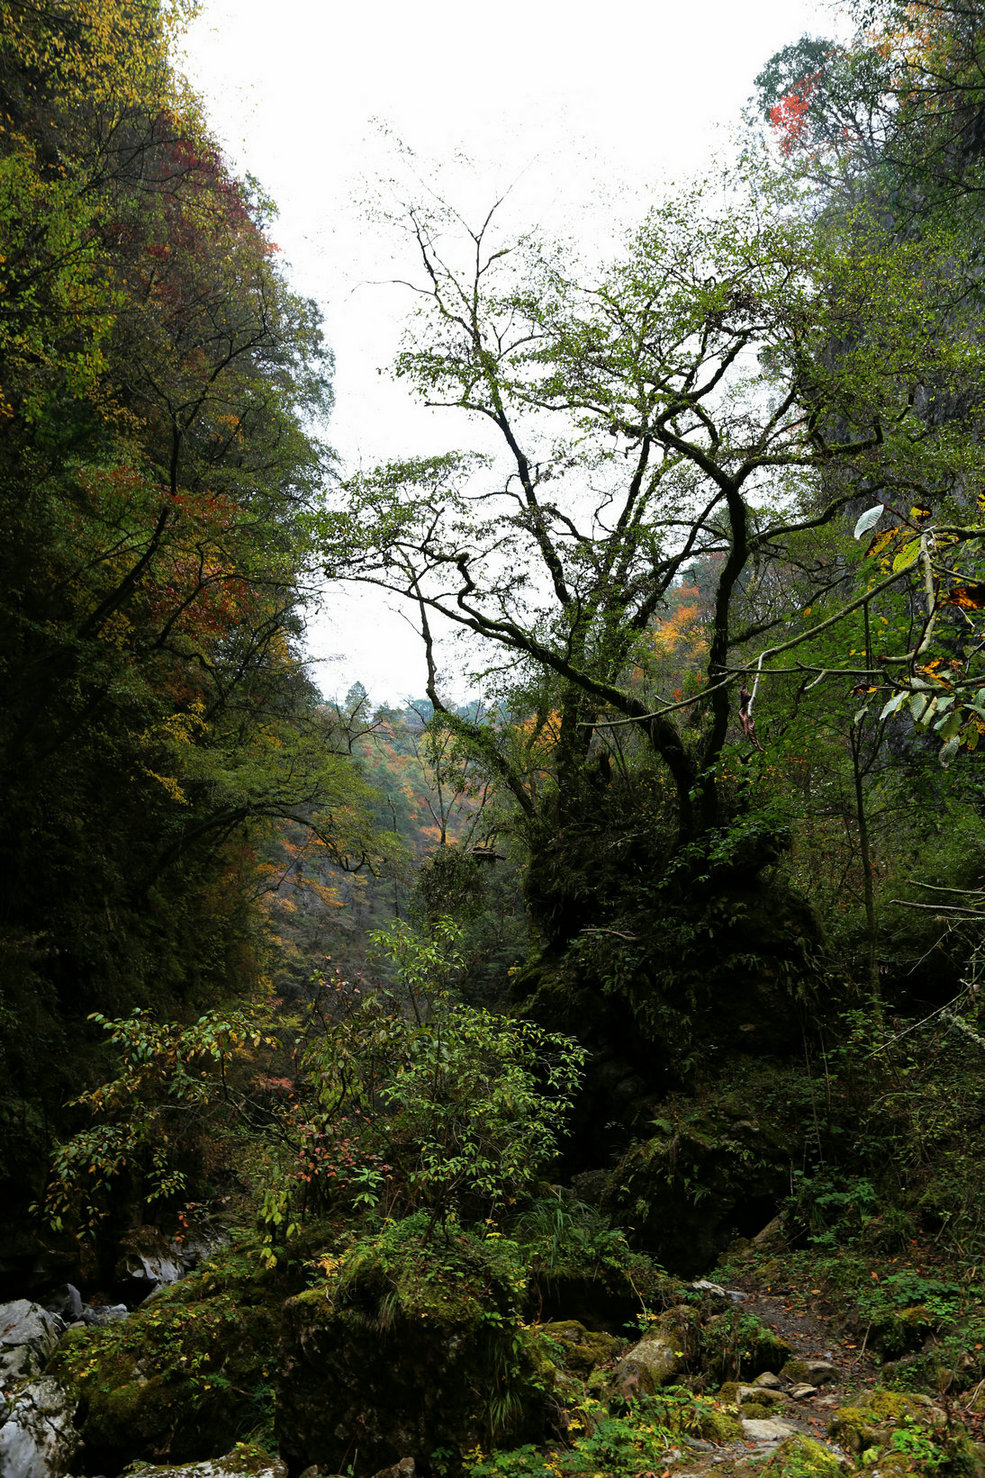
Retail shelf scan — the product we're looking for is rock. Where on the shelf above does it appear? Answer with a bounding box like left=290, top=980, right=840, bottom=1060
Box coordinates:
left=828, top=1387, right=944, bottom=1456
left=690, top=1279, right=728, bottom=1299
left=115, top=1226, right=186, bottom=1297
left=789, top=1382, right=818, bottom=1400
left=104, top=1449, right=287, bottom=1477
left=80, top=1302, right=129, bottom=1326
left=0, top=1376, right=80, bottom=1478
left=613, top=1330, right=680, bottom=1396
left=0, top=1301, right=65, bottom=1388
left=735, top=1383, right=786, bottom=1408
left=370, top=1462, right=415, bottom=1478
left=277, top=1252, right=547, bottom=1475
left=753, top=1216, right=784, bottom=1246
left=538, top=1321, right=623, bottom=1377
left=612, top=1305, right=701, bottom=1398
left=742, top=1416, right=801, bottom=1441
left=781, top=1357, right=839, bottom=1386
left=754, top=1371, right=784, bottom=1389
left=45, top=1285, right=83, bottom=1322
left=759, top=1435, right=844, bottom=1474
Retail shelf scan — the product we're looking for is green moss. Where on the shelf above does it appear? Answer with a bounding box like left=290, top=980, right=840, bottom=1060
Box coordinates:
left=759, top=1434, right=843, bottom=1476
left=48, top=1258, right=282, bottom=1467
left=536, top=1321, right=623, bottom=1378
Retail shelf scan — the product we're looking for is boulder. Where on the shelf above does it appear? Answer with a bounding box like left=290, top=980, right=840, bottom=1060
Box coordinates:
left=602, top=1105, right=793, bottom=1275
left=45, top=1285, right=83, bottom=1323
left=106, top=1449, right=287, bottom=1477
left=759, top=1435, right=844, bottom=1474
left=781, top=1357, right=839, bottom=1386
left=742, top=1415, right=801, bottom=1441
left=0, top=1376, right=80, bottom=1478
left=276, top=1267, right=546, bottom=1475
left=0, top=1301, right=64, bottom=1388
left=611, top=1306, right=700, bottom=1398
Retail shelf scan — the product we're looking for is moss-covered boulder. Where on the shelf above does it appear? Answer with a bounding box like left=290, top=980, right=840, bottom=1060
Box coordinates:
left=825, top=1386, right=982, bottom=1471
left=110, top=1448, right=286, bottom=1477
left=700, top=1307, right=792, bottom=1383
left=276, top=1220, right=550, bottom=1476
left=610, top=1305, right=701, bottom=1398
left=602, top=1104, right=792, bottom=1275
left=536, top=1321, right=623, bottom=1379
left=758, top=1434, right=843, bottom=1475
left=47, top=1251, right=281, bottom=1470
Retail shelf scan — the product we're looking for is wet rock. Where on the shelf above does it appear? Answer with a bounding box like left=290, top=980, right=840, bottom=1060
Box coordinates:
left=0, top=1375, right=80, bottom=1478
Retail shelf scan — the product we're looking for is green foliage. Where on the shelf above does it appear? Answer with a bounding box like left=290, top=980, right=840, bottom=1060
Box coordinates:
left=465, top=1389, right=733, bottom=1478
left=42, top=922, right=585, bottom=1262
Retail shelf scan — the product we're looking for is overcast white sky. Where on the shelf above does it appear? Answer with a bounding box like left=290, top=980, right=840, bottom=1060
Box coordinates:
left=180, top=0, right=837, bottom=704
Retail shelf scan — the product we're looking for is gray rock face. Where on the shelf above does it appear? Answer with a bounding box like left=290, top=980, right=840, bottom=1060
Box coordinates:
left=0, top=1376, right=80, bottom=1478
left=0, top=1301, right=65, bottom=1389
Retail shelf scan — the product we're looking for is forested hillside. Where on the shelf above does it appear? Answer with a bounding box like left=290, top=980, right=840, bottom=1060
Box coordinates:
left=6, top=3, right=985, bottom=1477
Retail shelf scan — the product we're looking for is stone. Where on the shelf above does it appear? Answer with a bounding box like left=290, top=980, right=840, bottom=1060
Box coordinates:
left=538, top=1321, right=623, bottom=1377
left=781, top=1357, right=839, bottom=1385
left=0, top=1376, right=80, bottom=1478
left=370, top=1462, right=415, bottom=1478
left=690, top=1279, right=728, bottom=1299
left=45, top=1285, right=83, bottom=1322
left=759, top=1435, right=844, bottom=1474
left=103, top=1449, right=287, bottom=1477
left=754, top=1371, right=784, bottom=1389
left=789, top=1382, right=818, bottom=1400
left=742, top=1416, right=801, bottom=1441
left=80, top=1302, right=129, bottom=1327
left=0, top=1301, right=65, bottom=1389
left=613, top=1330, right=680, bottom=1397
left=611, top=1306, right=701, bottom=1399
left=735, top=1383, right=786, bottom=1408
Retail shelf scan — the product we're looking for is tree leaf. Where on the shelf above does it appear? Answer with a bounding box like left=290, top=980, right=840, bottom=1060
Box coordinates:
left=879, top=692, right=907, bottom=719
left=893, top=538, right=921, bottom=573
left=853, top=504, right=885, bottom=539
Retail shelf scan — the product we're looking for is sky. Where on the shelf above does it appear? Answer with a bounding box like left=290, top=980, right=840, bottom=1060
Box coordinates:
left=180, top=0, right=837, bottom=705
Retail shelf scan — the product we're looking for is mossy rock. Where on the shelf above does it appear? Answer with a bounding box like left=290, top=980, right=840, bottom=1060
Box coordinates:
left=602, top=1105, right=793, bottom=1275
left=700, top=1308, right=792, bottom=1382
left=116, top=1446, right=286, bottom=1476
left=692, top=1400, right=743, bottom=1444
left=758, top=1434, right=842, bottom=1476
left=536, top=1321, right=623, bottom=1378
left=276, top=1226, right=549, bottom=1475
left=48, top=1262, right=281, bottom=1469
left=828, top=1386, right=944, bottom=1457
